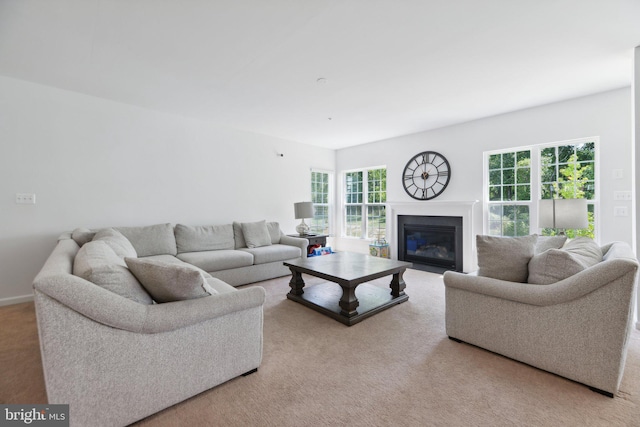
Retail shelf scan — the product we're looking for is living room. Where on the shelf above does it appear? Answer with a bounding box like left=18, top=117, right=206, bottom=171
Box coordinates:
left=2, top=1, right=640, bottom=426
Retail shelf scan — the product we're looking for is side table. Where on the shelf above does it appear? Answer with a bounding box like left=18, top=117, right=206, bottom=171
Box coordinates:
left=288, top=234, right=328, bottom=257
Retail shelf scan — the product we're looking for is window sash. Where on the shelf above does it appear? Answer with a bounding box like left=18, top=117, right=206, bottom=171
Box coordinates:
left=343, top=167, right=386, bottom=239
left=310, top=170, right=332, bottom=235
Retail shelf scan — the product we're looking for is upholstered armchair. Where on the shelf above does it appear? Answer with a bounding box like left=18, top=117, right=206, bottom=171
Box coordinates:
left=444, top=240, right=638, bottom=397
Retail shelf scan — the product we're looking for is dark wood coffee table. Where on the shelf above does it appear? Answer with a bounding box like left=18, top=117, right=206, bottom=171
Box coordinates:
left=283, top=252, right=412, bottom=326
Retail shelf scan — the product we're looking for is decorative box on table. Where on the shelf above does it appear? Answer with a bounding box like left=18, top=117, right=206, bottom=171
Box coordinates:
left=369, top=239, right=390, bottom=258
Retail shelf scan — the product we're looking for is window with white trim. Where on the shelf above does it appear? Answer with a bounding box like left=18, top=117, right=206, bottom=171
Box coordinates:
left=487, top=150, right=531, bottom=236
left=485, top=138, right=597, bottom=238
left=310, top=170, right=332, bottom=235
left=344, top=167, right=387, bottom=240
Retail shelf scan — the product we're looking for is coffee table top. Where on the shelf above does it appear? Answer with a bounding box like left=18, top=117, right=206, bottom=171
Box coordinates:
left=284, top=251, right=412, bottom=285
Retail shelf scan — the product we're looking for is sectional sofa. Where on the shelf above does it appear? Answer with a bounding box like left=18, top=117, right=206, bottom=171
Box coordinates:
left=33, top=220, right=308, bottom=427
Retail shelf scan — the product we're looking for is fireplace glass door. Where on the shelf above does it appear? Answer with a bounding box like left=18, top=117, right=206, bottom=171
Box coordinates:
left=404, top=226, right=456, bottom=269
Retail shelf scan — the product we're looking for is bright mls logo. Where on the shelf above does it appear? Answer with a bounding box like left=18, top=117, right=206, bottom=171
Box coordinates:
left=1, top=405, right=69, bottom=426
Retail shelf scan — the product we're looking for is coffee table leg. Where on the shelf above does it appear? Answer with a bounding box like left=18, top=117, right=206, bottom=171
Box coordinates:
left=390, top=269, right=406, bottom=298
left=339, top=285, right=359, bottom=318
left=288, top=268, right=305, bottom=296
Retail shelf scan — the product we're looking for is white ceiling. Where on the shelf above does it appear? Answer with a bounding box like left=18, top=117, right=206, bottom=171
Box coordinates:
left=1, top=0, right=639, bottom=150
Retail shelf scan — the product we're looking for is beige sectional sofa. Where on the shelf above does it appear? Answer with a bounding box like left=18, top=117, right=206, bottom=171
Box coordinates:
left=444, top=236, right=639, bottom=398
left=33, top=220, right=307, bottom=427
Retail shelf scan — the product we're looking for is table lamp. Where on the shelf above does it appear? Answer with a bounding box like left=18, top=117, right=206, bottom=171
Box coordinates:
left=294, top=201, right=314, bottom=236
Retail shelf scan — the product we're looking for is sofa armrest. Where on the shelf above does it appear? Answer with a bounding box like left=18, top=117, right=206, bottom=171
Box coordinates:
left=279, top=234, right=309, bottom=258
left=34, top=274, right=266, bottom=334
left=443, top=257, right=638, bottom=307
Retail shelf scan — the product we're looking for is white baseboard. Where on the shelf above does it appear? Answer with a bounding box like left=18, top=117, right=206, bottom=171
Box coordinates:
left=0, top=294, right=34, bottom=307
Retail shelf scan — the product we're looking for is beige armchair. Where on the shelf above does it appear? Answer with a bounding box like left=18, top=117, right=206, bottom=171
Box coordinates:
left=443, top=242, right=638, bottom=397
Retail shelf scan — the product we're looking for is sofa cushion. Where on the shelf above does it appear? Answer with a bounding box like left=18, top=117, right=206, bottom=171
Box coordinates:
left=535, top=235, right=567, bottom=253
left=241, top=220, right=272, bottom=248
left=240, top=244, right=302, bottom=265
left=476, top=234, right=537, bottom=282
left=177, top=249, right=254, bottom=272
left=71, top=227, right=95, bottom=247
left=117, top=223, right=177, bottom=257
left=125, top=257, right=218, bottom=303
left=233, top=221, right=281, bottom=248
left=266, top=222, right=282, bottom=244
left=528, top=237, right=602, bottom=285
left=73, top=240, right=153, bottom=305
left=93, top=228, right=137, bottom=259
left=175, top=223, right=235, bottom=253
left=232, top=222, right=247, bottom=249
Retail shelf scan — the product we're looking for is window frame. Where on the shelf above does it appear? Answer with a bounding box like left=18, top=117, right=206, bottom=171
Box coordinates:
left=483, top=137, right=599, bottom=240
left=342, top=165, right=387, bottom=240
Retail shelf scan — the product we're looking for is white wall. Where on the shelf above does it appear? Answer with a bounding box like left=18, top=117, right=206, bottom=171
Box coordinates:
left=0, top=75, right=335, bottom=304
left=335, top=88, right=634, bottom=254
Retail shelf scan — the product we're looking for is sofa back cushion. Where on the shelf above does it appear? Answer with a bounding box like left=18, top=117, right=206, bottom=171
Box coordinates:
left=528, top=237, right=602, bottom=285
left=93, top=228, right=137, bottom=258
left=241, top=220, right=272, bottom=248
left=476, top=234, right=537, bottom=282
left=174, top=224, right=235, bottom=253
left=233, top=221, right=281, bottom=248
left=71, top=227, right=95, bottom=247
left=73, top=240, right=153, bottom=305
left=117, top=223, right=177, bottom=257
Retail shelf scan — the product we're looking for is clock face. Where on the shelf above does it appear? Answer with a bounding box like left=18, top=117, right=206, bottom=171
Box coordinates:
left=402, top=151, right=451, bottom=200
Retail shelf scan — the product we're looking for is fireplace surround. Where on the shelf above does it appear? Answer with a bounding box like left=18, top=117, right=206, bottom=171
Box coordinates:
left=388, top=201, right=479, bottom=273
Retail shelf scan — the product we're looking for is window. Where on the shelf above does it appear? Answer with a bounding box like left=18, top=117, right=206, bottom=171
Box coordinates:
left=344, top=167, right=387, bottom=240
left=485, top=138, right=597, bottom=239
left=310, top=170, right=332, bottom=235
left=540, top=142, right=596, bottom=238
left=487, top=150, right=531, bottom=236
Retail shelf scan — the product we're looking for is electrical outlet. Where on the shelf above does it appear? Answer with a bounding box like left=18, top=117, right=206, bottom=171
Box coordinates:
left=16, top=193, right=36, bottom=204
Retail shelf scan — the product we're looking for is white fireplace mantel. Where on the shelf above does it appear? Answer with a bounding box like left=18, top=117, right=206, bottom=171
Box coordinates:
left=387, top=200, right=480, bottom=273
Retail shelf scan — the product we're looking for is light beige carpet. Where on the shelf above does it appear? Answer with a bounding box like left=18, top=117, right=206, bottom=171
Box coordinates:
left=2, top=269, right=639, bottom=426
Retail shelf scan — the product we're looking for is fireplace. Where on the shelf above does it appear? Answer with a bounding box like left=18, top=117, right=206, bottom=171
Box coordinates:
left=398, top=215, right=463, bottom=273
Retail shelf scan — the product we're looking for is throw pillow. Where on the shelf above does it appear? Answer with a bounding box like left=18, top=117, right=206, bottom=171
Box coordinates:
left=73, top=241, right=153, bottom=305
left=528, top=237, right=602, bottom=285
left=476, top=234, right=537, bottom=282
left=93, top=228, right=137, bottom=259
left=266, top=222, right=282, bottom=244
left=232, top=222, right=247, bottom=249
left=241, top=220, right=272, bottom=248
left=535, top=235, right=567, bottom=253
left=71, top=227, right=95, bottom=247
left=124, top=257, right=218, bottom=303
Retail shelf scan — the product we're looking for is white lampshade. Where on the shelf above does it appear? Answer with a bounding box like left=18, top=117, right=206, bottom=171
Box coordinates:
left=538, top=199, right=588, bottom=229
left=294, top=201, right=314, bottom=219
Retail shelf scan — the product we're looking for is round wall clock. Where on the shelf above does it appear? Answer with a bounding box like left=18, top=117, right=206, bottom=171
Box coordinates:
left=402, top=151, right=451, bottom=200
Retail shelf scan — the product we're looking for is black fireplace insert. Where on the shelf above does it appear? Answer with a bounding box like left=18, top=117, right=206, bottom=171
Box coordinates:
left=398, top=215, right=463, bottom=273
